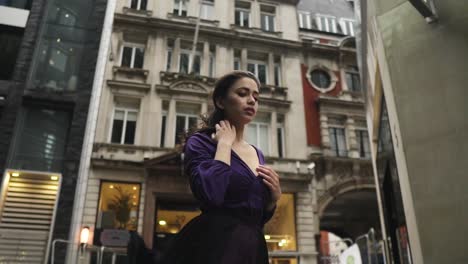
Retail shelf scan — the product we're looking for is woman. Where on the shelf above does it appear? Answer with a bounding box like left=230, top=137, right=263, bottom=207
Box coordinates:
left=160, top=71, right=282, bottom=264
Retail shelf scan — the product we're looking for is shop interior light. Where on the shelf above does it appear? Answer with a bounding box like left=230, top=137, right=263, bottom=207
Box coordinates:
left=51, top=175, right=59, bottom=181
left=11, top=172, right=20, bottom=177
left=264, top=235, right=271, bottom=240
left=159, top=220, right=167, bottom=226
left=80, top=226, right=90, bottom=244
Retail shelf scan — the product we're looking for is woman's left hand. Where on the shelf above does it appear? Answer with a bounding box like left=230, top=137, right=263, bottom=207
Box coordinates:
left=256, top=165, right=282, bottom=208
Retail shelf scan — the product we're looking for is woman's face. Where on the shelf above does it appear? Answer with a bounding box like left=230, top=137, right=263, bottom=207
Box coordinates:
left=216, top=77, right=259, bottom=126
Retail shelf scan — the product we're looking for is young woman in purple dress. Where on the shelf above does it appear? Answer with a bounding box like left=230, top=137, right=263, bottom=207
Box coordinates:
left=159, top=71, right=282, bottom=264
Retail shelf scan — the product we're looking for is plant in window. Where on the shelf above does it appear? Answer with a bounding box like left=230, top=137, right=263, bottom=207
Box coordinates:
left=107, top=186, right=135, bottom=229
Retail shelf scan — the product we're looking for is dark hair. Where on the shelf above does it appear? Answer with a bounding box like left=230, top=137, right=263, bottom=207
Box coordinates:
left=181, top=71, right=260, bottom=142
left=204, top=70, right=260, bottom=131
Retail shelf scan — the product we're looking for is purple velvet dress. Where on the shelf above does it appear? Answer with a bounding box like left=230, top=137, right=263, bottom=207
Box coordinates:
left=159, top=132, right=276, bottom=264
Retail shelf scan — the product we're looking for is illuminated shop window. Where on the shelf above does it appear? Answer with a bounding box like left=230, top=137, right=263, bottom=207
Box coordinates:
left=264, top=193, right=297, bottom=252
left=96, top=182, right=141, bottom=230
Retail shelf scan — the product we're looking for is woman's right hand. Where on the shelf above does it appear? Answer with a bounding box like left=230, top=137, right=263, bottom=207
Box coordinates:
left=212, top=120, right=236, bottom=146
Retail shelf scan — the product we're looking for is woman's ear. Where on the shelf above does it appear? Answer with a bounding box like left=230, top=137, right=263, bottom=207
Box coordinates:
left=215, top=97, right=225, bottom=110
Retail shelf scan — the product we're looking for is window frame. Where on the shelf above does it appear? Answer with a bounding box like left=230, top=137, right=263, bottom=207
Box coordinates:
left=178, top=49, right=202, bottom=75
left=174, top=113, right=199, bottom=145
left=356, top=129, right=371, bottom=158
left=247, top=60, right=268, bottom=84
left=235, top=7, right=251, bottom=28
left=247, top=121, right=271, bottom=155
left=298, top=11, right=312, bottom=29
left=328, top=126, right=348, bottom=157
left=274, top=63, right=281, bottom=87
left=128, top=0, right=147, bottom=11
left=277, top=125, right=285, bottom=158
left=260, top=7, right=275, bottom=32
left=340, top=18, right=355, bottom=36
left=200, top=0, right=215, bottom=20
left=95, top=180, right=142, bottom=232
left=173, top=0, right=188, bottom=17
left=109, top=107, right=138, bottom=145
left=316, top=14, right=337, bottom=33
left=119, top=44, right=145, bottom=69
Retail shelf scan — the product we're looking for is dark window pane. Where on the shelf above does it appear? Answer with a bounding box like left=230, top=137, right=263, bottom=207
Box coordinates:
left=122, top=47, right=133, bottom=67
left=258, top=64, right=266, bottom=84
left=261, top=14, right=267, bottom=30
left=130, top=0, right=138, bottom=9
left=160, top=115, right=166, bottom=147
left=274, top=66, right=280, bottom=86
left=235, top=10, right=241, bottom=26
left=242, top=11, right=249, bottom=27
left=180, top=54, right=189, bottom=74
left=140, top=0, right=147, bottom=10
left=188, top=117, right=198, bottom=131
left=175, top=116, right=185, bottom=144
left=166, top=51, right=172, bottom=71
left=234, top=60, right=240, bottom=70
left=277, top=128, right=283, bottom=158
left=0, top=25, right=24, bottom=80
left=311, top=70, right=331, bottom=88
left=10, top=107, right=70, bottom=172
left=134, top=47, right=144, bottom=69
left=247, top=63, right=255, bottom=74
left=193, top=55, right=201, bottom=75
left=111, top=120, right=123, bottom=143
left=124, top=121, right=136, bottom=144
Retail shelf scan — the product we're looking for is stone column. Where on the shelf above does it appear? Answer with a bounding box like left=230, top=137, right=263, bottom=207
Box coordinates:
left=346, top=117, right=358, bottom=158
left=268, top=52, right=275, bottom=85
left=270, top=111, right=278, bottom=157
left=165, top=99, right=176, bottom=148
left=296, top=190, right=318, bottom=264
left=241, top=48, right=248, bottom=70
left=170, top=37, right=180, bottom=72
left=202, top=42, right=210, bottom=76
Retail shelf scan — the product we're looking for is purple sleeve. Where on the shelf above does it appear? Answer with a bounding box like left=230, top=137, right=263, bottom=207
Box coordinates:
left=184, top=134, right=233, bottom=207
left=262, top=205, right=277, bottom=224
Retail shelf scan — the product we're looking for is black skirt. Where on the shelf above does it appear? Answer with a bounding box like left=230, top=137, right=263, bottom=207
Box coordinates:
left=158, top=208, right=269, bottom=264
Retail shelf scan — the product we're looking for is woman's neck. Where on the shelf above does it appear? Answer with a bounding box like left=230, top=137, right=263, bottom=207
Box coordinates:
left=233, top=122, right=246, bottom=144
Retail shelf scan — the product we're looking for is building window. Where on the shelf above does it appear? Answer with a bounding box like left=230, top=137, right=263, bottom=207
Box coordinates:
left=96, top=181, right=141, bottom=230
left=173, top=0, right=188, bottom=17
left=160, top=113, right=167, bottom=147
left=357, top=130, right=371, bottom=158
left=346, top=71, right=361, bottom=92
left=200, top=0, right=214, bottom=20
left=175, top=114, right=198, bottom=145
left=329, top=127, right=347, bottom=157
left=277, top=115, right=285, bottom=158
left=130, top=0, right=147, bottom=10
left=260, top=5, right=275, bottom=32
left=0, top=25, right=24, bottom=80
left=247, top=61, right=267, bottom=84
left=179, top=50, right=201, bottom=75
left=10, top=107, right=70, bottom=172
left=246, top=114, right=270, bottom=155
left=311, top=69, right=331, bottom=89
left=121, top=45, right=144, bottom=69
left=29, top=0, right=100, bottom=91
left=234, top=49, right=241, bottom=70
left=274, top=63, right=281, bottom=86
left=175, top=104, right=200, bottom=145
left=316, top=15, right=337, bottom=33
left=298, top=11, right=311, bottom=29
left=340, top=19, right=355, bottom=36
left=111, top=108, right=138, bottom=145
left=264, top=193, right=297, bottom=252
left=235, top=1, right=250, bottom=28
